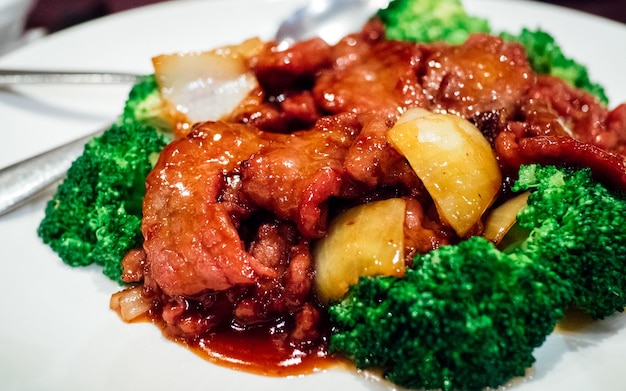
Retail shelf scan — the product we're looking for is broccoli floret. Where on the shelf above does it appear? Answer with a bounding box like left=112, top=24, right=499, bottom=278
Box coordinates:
left=329, top=164, right=626, bottom=390
left=38, top=77, right=171, bottom=282
left=329, top=236, right=572, bottom=391
left=121, top=74, right=169, bottom=126
left=501, top=29, right=608, bottom=104
left=513, top=164, right=626, bottom=319
left=376, top=0, right=491, bottom=44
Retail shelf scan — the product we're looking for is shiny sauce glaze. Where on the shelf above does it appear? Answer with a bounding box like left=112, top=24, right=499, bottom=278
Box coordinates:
left=181, top=321, right=334, bottom=376
left=120, top=300, right=340, bottom=376
left=133, top=314, right=336, bottom=377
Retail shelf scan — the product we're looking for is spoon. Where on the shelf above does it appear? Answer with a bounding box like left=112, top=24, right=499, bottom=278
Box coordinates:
left=275, top=0, right=389, bottom=46
left=0, top=0, right=389, bottom=216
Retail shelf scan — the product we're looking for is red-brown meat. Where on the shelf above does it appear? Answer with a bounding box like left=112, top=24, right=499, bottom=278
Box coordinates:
left=313, top=37, right=427, bottom=118
left=241, top=113, right=361, bottom=238
left=527, top=75, right=626, bottom=154
left=142, top=121, right=275, bottom=297
left=421, top=34, right=533, bottom=118
left=252, top=37, right=333, bottom=94
left=343, top=113, right=423, bottom=191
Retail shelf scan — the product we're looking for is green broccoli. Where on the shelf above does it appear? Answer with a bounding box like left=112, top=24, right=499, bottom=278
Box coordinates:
left=328, top=164, right=626, bottom=390
left=38, top=75, right=171, bottom=283
left=500, top=29, right=608, bottom=104
left=513, top=164, right=626, bottom=319
left=377, top=0, right=491, bottom=44
left=122, top=74, right=171, bottom=127
left=329, top=236, right=572, bottom=390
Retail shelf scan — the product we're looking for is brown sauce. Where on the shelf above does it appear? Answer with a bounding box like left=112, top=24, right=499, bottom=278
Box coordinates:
left=127, top=311, right=342, bottom=377
left=184, top=326, right=336, bottom=377
left=554, top=306, right=598, bottom=334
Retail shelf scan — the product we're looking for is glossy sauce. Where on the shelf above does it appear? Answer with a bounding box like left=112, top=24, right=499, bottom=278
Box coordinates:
left=185, top=324, right=335, bottom=376
left=554, top=306, right=599, bottom=334
left=127, top=310, right=342, bottom=377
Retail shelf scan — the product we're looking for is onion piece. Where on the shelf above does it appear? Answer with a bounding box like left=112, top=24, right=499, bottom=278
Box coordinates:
left=110, top=285, right=151, bottom=322
left=387, top=108, right=502, bottom=237
left=314, top=198, right=406, bottom=304
left=152, top=37, right=264, bottom=136
left=483, top=191, right=530, bottom=245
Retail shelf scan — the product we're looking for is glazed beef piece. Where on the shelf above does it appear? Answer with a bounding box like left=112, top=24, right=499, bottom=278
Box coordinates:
left=236, top=21, right=427, bottom=129
left=493, top=73, right=626, bottom=189
left=150, top=218, right=323, bottom=342
left=313, top=37, right=427, bottom=118
left=421, top=34, right=533, bottom=119
left=139, top=120, right=325, bottom=342
left=343, top=113, right=423, bottom=192
left=141, top=121, right=275, bottom=297
left=241, top=113, right=361, bottom=238
left=237, top=23, right=537, bottom=132
left=235, top=222, right=314, bottom=326
left=252, top=37, right=333, bottom=94
left=226, top=88, right=323, bottom=134
left=403, top=197, right=454, bottom=262
left=496, top=133, right=626, bottom=192
left=526, top=75, right=626, bottom=154
left=232, top=38, right=332, bottom=132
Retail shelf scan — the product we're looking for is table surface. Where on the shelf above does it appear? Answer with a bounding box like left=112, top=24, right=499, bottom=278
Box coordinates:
left=25, top=0, right=626, bottom=34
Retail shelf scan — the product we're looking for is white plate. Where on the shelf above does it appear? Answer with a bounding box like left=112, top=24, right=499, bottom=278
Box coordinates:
left=1, top=1, right=625, bottom=390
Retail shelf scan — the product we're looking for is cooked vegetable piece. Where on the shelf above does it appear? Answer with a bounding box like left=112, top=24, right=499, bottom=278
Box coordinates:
left=314, top=198, right=406, bottom=303
left=482, top=191, right=529, bottom=245
left=152, top=37, right=263, bottom=134
left=377, top=0, right=490, bottom=44
left=513, top=164, right=626, bottom=319
left=122, top=74, right=168, bottom=127
left=387, top=108, right=501, bottom=236
left=329, top=235, right=572, bottom=391
left=110, top=285, right=151, bottom=321
left=37, top=76, right=171, bottom=283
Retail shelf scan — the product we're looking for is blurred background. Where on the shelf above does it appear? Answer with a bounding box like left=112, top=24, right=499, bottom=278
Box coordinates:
left=23, top=0, right=626, bottom=34
left=0, top=0, right=624, bottom=55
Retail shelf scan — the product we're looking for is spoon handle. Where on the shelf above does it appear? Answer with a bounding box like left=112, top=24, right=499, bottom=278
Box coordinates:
left=0, top=69, right=141, bottom=86
left=0, top=129, right=103, bottom=216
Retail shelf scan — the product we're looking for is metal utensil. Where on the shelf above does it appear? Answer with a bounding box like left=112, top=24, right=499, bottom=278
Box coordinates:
left=0, top=129, right=104, bottom=215
left=0, top=69, right=142, bottom=87
left=0, top=0, right=390, bottom=216
left=275, top=0, right=389, bottom=46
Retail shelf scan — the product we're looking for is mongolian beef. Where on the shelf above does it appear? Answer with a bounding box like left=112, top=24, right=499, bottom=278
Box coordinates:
left=109, top=18, right=626, bottom=376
